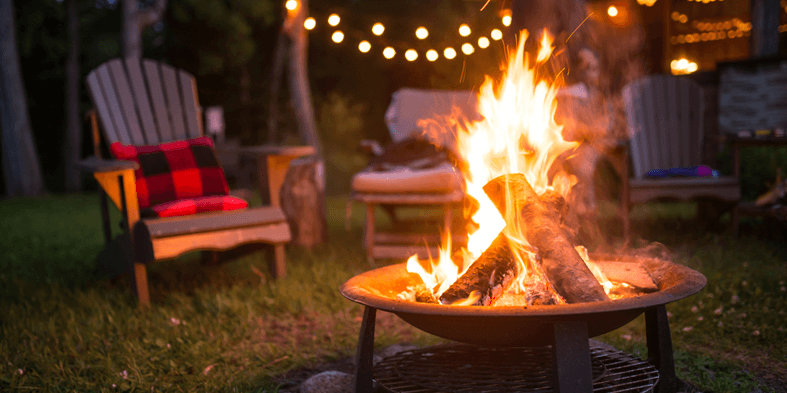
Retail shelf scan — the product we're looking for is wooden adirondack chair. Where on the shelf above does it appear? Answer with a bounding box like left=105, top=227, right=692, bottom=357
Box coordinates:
left=350, top=88, right=477, bottom=262
left=77, top=58, right=313, bottom=306
left=620, top=75, right=740, bottom=240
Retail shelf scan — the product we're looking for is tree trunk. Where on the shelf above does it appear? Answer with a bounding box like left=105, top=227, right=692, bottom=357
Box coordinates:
left=239, top=64, right=252, bottom=142
left=267, top=30, right=288, bottom=144
left=64, top=0, right=82, bottom=192
left=285, top=0, right=322, bottom=159
left=122, top=0, right=167, bottom=59
left=0, top=0, right=45, bottom=196
left=751, top=0, right=780, bottom=57
left=281, top=0, right=327, bottom=246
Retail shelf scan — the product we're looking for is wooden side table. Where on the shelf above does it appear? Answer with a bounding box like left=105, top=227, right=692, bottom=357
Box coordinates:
left=727, top=135, right=787, bottom=235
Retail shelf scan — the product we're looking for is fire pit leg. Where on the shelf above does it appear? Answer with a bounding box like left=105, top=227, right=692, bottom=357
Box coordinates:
left=353, top=306, right=377, bottom=393
left=646, top=305, right=677, bottom=393
left=552, top=320, right=593, bottom=392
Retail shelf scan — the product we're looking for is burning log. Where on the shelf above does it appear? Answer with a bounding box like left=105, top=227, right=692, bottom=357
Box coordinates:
left=483, top=174, right=610, bottom=303
left=438, top=232, right=517, bottom=306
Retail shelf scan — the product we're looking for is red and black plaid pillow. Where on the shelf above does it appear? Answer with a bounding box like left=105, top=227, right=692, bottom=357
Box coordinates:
left=110, top=136, right=232, bottom=211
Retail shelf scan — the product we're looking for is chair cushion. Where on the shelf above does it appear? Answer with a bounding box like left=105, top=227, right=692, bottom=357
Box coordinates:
left=351, top=162, right=463, bottom=194
left=142, top=195, right=249, bottom=218
left=110, top=136, right=229, bottom=209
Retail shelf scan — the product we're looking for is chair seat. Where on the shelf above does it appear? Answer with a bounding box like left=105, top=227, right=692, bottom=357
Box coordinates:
left=133, top=206, right=291, bottom=262
left=351, top=162, right=463, bottom=194
left=629, top=176, right=740, bottom=204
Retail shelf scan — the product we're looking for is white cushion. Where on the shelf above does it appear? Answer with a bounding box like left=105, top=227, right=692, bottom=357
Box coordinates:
left=351, top=162, right=463, bottom=194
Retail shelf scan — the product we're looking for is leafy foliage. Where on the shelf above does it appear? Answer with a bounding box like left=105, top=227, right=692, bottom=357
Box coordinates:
left=168, top=0, right=276, bottom=75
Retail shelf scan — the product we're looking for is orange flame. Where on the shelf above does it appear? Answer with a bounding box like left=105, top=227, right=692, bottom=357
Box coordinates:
left=407, top=30, right=582, bottom=304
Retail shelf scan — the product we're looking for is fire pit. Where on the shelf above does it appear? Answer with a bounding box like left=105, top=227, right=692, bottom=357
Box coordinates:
left=341, top=253, right=706, bottom=392
left=341, top=30, right=707, bottom=392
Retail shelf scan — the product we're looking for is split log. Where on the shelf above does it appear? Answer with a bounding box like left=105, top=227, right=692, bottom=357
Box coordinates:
left=483, top=174, right=609, bottom=303
left=439, top=232, right=517, bottom=306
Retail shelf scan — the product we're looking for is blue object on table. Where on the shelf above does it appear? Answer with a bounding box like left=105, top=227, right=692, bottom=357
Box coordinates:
left=646, top=165, right=719, bottom=178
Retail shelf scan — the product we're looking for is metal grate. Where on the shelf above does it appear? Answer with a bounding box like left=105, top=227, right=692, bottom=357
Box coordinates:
left=374, top=343, right=658, bottom=393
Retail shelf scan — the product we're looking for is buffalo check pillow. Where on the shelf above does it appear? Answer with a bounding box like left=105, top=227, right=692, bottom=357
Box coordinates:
left=110, top=136, right=248, bottom=217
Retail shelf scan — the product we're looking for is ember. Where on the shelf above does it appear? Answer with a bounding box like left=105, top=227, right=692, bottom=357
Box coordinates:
left=404, top=30, right=644, bottom=306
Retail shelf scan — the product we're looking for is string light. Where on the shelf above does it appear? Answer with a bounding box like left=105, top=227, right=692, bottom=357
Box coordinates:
left=295, top=5, right=522, bottom=63
left=304, top=17, right=316, bottom=30
left=459, top=24, right=471, bottom=37
left=502, top=15, right=512, bottom=27
left=636, top=0, right=657, bottom=6
left=608, top=6, right=618, bottom=17
left=671, top=58, right=698, bottom=75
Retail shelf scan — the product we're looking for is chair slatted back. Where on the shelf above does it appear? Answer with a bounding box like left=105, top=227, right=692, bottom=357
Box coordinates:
left=86, top=58, right=204, bottom=146
left=385, top=88, right=479, bottom=142
left=622, top=75, right=705, bottom=179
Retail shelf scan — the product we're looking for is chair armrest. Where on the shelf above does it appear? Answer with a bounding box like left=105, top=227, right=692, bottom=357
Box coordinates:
left=221, top=145, right=316, bottom=159
left=359, top=140, right=383, bottom=156
left=75, top=156, right=139, bottom=173
left=216, top=145, right=316, bottom=207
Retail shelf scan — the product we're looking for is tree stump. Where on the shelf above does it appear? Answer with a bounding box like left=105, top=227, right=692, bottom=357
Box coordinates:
left=280, top=158, right=328, bottom=248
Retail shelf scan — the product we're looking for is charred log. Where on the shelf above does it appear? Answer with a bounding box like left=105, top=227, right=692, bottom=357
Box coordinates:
left=415, top=286, right=439, bottom=304
left=483, top=174, right=609, bottom=303
left=439, top=232, right=517, bottom=306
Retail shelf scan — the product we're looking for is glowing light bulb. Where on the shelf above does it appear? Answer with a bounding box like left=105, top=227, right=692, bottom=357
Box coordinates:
left=608, top=6, right=618, bottom=17
left=331, top=31, right=344, bottom=43
left=416, top=27, right=428, bottom=39
left=383, top=47, right=396, bottom=59
left=372, top=23, right=385, bottom=36
left=677, top=58, right=689, bottom=69
left=443, top=47, right=456, bottom=59
left=490, top=29, right=503, bottom=40
left=502, top=15, right=512, bottom=26
left=285, top=0, right=298, bottom=11
left=459, top=24, right=471, bottom=37
left=688, top=62, right=698, bottom=72
left=405, top=49, right=418, bottom=61
left=358, top=40, right=371, bottom=53
left=461, top=43, right=474, bottom=55
left=477, top=37, right=490, bottom=48
left=426, top=49, right=438, bottom=61
left=328, top=14, right=340, bottom=26
left=304, top=17, right=316, bottom=30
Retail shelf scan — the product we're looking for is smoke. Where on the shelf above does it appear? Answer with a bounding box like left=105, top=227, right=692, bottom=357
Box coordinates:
left=507, top=0, right=647, bottom=247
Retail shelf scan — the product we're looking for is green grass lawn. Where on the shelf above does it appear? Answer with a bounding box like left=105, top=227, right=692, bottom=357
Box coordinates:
left=1, top=194, right=786, bottom=392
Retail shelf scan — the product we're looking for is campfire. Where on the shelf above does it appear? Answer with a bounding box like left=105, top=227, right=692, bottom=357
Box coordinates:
left=402, top=30, right=647, bottom=307
left=341, top=29, right=708, bottom=393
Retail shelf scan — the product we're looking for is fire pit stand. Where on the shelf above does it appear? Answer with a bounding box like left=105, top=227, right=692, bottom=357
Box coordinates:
left=352, top=305, right=675, bottom=393
left=343, top=256, right=706, bottom=393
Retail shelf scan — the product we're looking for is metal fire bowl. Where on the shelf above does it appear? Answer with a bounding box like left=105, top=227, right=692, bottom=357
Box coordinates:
left=341, top=253, right=706, bottom=347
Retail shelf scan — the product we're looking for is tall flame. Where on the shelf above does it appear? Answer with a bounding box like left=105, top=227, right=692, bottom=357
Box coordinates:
left=407, top=30, right=581, bottom=302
